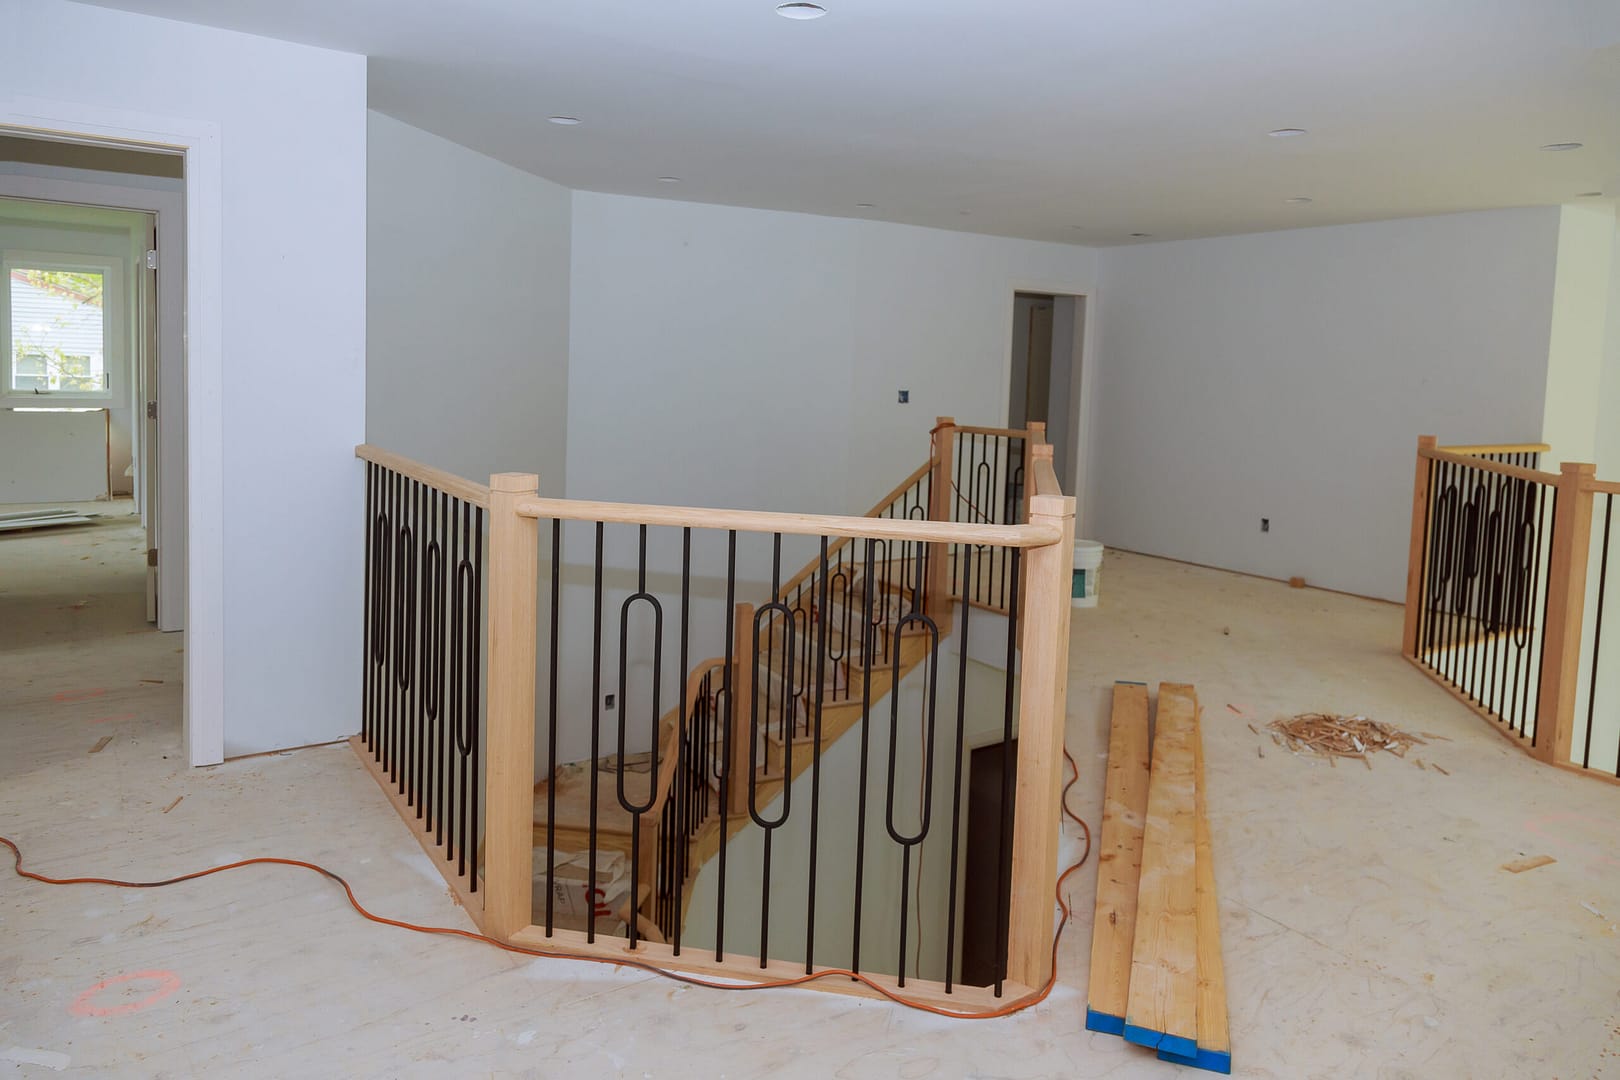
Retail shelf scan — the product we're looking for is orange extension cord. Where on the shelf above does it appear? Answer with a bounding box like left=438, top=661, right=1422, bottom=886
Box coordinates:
left=1, top=751, right=1090, bottom=1021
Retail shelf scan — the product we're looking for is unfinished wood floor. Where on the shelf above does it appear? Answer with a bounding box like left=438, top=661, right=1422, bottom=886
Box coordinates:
left=4, top=534, right=1619, bottom=1078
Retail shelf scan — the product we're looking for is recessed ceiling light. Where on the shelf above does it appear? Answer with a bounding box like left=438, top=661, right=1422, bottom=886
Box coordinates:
left=776, top=2, right=827, bottom=18
left=1130, top=232, right=1152, bottom=238
left=1540, top=142, right=1583, bottom=151
left=657, top=176, right=681, bottom=183
left=1577, top=191, right=1605, bottom=198
left=1070, top=225, right=1086, bottom=230
left=1285, top=196, right=1313, bottom=204
left=958, top=210, right=971, bottom=216
left=856, top=202, right=875, bottom=208
left=548, top=116, right=581, bottom=126
left=1268, top=128, right=1308, bottom=138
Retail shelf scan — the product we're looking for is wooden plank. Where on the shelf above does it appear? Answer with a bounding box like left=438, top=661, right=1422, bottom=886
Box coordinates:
left=1124, top=682, right=1199, bottom=1058
left=1085, top=681, right=1152, bottom=1035
left=1159, top=707, right=1232, bottom=1074
left=512, top=495, right=1064, bottom=549
left=483, top=472, right=540, bottom=940
left=1502, top=854, right=1556, bottom=873
left=1436, top=442, right=1551, bottom=455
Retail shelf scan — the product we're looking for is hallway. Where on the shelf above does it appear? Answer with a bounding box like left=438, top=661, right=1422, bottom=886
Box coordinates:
left=3, top=547, right=1619, bottom=1077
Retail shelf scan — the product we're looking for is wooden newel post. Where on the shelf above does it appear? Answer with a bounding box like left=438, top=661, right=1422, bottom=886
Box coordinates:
left=729, top=602, right=755, bottom=815
left=1400, top=435, right=1438, bottom=658
left=1006, top=488, right=1076, bottom=990
left=1533, top=460, right=1596, bottom=765
left=484, top=472, right=539, bottom=940
left=928, top=417, right=956, bottom=620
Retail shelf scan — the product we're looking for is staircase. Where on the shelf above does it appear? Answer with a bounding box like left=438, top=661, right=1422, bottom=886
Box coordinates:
left=529, top=459, right=951, bottom=942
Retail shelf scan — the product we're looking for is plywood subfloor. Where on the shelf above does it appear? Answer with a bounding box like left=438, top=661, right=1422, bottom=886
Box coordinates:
left=4, top=544, right=1620, bottom=1076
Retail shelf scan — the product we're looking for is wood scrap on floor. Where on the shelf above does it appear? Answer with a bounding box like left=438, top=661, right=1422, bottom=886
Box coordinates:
left=1267, top=713, right=1428, bottom=767
left=1502, top=855, right=1555, bottom=874
left=89, top=735, right=112, bottom=754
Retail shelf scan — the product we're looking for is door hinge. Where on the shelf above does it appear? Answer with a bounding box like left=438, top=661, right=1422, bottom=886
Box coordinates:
left=146, top=249, right=159, bottom=270
left=146, top=401, right=158, bottom=420
left=147, top=548, right=158, bottom=567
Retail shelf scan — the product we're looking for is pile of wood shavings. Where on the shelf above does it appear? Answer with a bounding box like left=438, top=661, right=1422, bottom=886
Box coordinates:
left=1264, top=713, right=1442, bottom=770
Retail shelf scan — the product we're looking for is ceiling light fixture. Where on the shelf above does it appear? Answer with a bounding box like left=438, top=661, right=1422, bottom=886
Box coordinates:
left=1268, top=128, right=1308, bottom=138
left=776, top=2, right=827, bottom=19
left=1285, top=196, right=1313, bottom=203
left=1540, top=142, right=1583, bottom=151
left=1130, top=232, right=1152, bottom=238
left=548, top=116, right=582, bottom=126
left=657, top=176, right=681, bottom=183
left=1577, top=191, right=1605, bottom=198
left=856, top=202, right=875, bottom=208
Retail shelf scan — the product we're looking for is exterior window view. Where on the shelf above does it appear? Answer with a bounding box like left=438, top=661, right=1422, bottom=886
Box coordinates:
left=1, top=2, right=1616, bottom=1077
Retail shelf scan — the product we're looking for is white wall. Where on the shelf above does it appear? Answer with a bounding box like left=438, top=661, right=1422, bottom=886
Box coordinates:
left=567, top=194, right=1099, bottom=515
left=1091, top=208, right=1563, bottom=602
left=1544, top=203, right=1618, bottom=470
left=3, top=0, right=369, bottom=757
left=367, top=111, right=572, bottom=487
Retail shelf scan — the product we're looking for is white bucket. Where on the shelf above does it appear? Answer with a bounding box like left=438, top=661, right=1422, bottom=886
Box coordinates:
left=1072, top=539, right=1104, bottom=608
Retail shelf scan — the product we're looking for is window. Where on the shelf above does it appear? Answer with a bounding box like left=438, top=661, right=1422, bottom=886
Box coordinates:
left=2, top=254, right=120, bottom=403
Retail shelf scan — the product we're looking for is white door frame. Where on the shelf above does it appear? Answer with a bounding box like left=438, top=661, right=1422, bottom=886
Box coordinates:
left=0, top=172, right=186, bottom=633
left=1, top=97, right=225, bottom=766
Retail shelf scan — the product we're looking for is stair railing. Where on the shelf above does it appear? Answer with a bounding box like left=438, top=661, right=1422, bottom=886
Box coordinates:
left=352, top=427, right=1077, bottom=1014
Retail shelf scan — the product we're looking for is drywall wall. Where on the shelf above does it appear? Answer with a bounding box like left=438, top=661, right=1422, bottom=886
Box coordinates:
left=567, top=194, right=1099, bottom=517
left=0, top=410, right=105, bottom=501
left=1091, top=207, right=1564, bottom=602
left=367, top=111, right=572, bottom=487
left=3, top=0, right=368, bottom=756
left=1543, top=203, right=1618, bottom=469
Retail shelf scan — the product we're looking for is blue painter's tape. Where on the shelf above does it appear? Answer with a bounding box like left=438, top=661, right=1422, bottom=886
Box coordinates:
left=1122, top=1022, right=1161, bottom=1049
left=1158, top=1046, right=1233, bottom=1074
left=1084, top=1007, right=1125, bottom=1035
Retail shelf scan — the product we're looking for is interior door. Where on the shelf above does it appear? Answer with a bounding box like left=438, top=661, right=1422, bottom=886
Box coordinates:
left=139, top=221, right=159, bottom=622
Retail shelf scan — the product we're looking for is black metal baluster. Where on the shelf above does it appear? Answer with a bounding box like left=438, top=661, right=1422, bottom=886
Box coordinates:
left=546, top=518, right=562, bottom=933
left=994, top=548, right=1020, bottom=997
left=944, top=542, right=972, bottom=992
left=1527, top=486, right=1553, bottom=743
left=750, top=585, right=795, bottom=966
left=805, top=537, right=830, bottom=973
left=886, top=610, right=939, bottom=987
left=617, top=525, right=662, bottom=949
left=850, top=537, right=877, bottom=976
left=587, top=521, right=604, bottom=941
left=715, top=531, right=736, bottom=961
left=672, top=526, right=691, bottom=954
left=362, top=463, right=375, bottom=750
left=1584, top=495, right=1612, bottom=770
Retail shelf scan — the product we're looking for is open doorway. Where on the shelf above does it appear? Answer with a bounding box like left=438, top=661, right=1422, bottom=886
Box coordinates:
left=0, top=135, right=187, bottom=756
left=1008, top=292, right=1085, bottom=493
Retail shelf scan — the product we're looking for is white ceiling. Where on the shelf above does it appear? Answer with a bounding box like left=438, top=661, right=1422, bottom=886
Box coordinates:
left=81, top=0, right=1620, bottom=244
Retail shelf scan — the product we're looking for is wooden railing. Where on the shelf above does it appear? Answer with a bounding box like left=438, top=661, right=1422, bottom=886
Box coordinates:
left=1402, top=436, right=1620, bottom=786
left=351, top=428, right=1076, bottom=1013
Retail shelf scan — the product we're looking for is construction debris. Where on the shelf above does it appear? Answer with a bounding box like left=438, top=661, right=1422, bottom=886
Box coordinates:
left=1501, top=855, right=1555, bottom=874
left=1266, top=713, right=1428, bottom=767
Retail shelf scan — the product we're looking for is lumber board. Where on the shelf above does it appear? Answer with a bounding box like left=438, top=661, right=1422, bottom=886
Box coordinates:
left=1124, top=682, right=1199, bottom=1059
left=1158, top=707, right=1232, bottom=1074
left=1085, top=681, right=1152, bottom=1035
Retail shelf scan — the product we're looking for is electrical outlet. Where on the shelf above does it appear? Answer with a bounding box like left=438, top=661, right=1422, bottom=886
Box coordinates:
left=605, top=694, right=616, bottom=710
left=897, top=389, right=910, bottom=404
left=1261, top=518, right=1270, bottom=533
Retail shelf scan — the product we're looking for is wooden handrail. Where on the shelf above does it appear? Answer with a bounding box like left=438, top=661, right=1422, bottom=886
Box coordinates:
left=1419, top=446, right=1556, bottom=485
left=1436, top=442, right=1551, bottom=456
left=513, top=496, right=1064, bottom=548
left=355, top=444, right=491, bottom=507
left=953, top=423, right=1030, bottom=438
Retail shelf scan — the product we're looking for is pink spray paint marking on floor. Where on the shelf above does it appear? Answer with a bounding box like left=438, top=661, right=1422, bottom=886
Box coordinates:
left=69, top=971, right=183, bottom=1018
